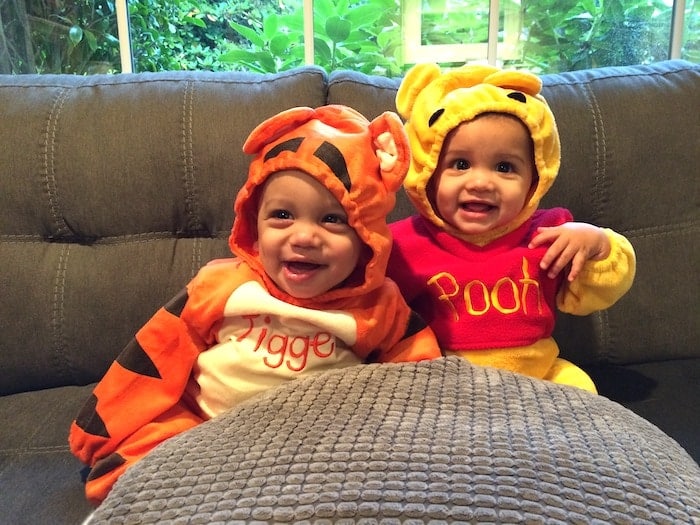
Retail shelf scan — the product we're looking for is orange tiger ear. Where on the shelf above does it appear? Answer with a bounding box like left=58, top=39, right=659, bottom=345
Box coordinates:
left=368, top=111, right=410, bottom=192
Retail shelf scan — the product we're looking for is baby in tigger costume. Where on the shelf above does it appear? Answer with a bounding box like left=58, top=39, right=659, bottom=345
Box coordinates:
left=388, top=64, right=636, bottom=393
left=69, top=104, right=442, bottom=504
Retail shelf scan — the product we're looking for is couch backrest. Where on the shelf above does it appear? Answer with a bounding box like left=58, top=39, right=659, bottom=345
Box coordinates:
left=0, top=61, right=698, bottom=395
left=327, top=61, right=700, bottom=370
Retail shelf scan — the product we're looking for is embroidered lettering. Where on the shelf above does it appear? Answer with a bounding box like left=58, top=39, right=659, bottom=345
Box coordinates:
left=464, top=279, right=489, bottom=316
left=519, top=257, right=542, bottom=315
left=236, top=314, right=335, bottom=371
left=426, top=272, right=459, bottom=321
left=427, top=257, right=544, bottom=320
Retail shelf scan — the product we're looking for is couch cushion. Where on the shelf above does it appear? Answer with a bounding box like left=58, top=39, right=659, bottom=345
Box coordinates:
left=0, top=384, right=96, bottom=524
left=541, top=60, right=700, bottom=367
left=331, top=61, right=700, bottom=369
left=589, top=357, right=700, bottom=462
left=91, top=358, right=699, bottom=523
left=0, top=67, right=329, bottom=394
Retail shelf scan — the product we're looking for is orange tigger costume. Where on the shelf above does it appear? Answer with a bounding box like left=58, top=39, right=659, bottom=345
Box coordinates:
left=69, top=105, right=443, bottom=505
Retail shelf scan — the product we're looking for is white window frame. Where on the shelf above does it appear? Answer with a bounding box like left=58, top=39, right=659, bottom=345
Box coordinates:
left=114, top=0, right=689, bottom=73
left=401, top=0, right=521, bottom=65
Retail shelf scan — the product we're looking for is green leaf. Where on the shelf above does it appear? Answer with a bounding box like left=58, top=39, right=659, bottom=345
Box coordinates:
left=84, top=30, right=98, bottom=52
left=229, top=21, right=265, bottom=48
left=68, top=25, right=83, bottom=45
left=219, top=48, right=257, bottom=63
left=184, top=15, right=207, bottom=28
left=315, top=0, right=337, bottom=20
left=263, top=15, right=279, bottom=39
left=314, top=36, right=333, bottom=62
left=326, top=16, right=351, bottom=43
left=270, top=34, right=290, bottom=55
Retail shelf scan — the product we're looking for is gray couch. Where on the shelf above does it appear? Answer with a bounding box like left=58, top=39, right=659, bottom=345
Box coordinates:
left=1, top=60, right=698, bottom=524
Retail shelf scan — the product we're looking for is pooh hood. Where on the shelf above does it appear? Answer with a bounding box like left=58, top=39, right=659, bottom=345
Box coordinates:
left=229, top=105, right=410, bottom=303
left=397, top=63, right=561, bottom=245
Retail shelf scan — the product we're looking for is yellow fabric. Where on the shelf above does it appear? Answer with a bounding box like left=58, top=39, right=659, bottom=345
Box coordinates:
left=558, top=229, right=637, bottom=315
left=447, top=338, right=597, bottom=394
left=396, top=63, right=560, bottom=246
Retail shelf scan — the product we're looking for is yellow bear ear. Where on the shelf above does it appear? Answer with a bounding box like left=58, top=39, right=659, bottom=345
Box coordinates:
left=368, top=111, right=410, bottom=192
left=484, top=69, right=542, bottom=96
left=396, top=63, right=442, bottom=120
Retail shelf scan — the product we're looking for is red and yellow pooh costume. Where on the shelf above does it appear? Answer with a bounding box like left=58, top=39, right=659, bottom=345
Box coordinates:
left=69, top=105, right=441, bottom=504
left=388, top=64, right=636, bottom=393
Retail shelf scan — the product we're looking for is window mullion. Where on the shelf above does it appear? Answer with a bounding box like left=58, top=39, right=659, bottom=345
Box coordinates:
left=116, top=0, right=134, bottom=73
left=669, top=0, right=686, bottom=59
left=304, top=0, right=315, bottom=65
left=487, top=0, right=500, bottom=64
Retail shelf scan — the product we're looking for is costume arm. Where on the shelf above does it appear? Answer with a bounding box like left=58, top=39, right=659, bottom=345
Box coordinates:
left=353, top=282, right=443, bottom=363
left=68, top=261, right=238, bottom=466
left=557, top=229, right=636, bottom=315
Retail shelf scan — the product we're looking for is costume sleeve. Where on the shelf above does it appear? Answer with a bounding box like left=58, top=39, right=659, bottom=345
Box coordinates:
left=557, top=229, right=636, bottom=315
left=68, top=260, right=239, bottom=466
left=352, top=280, right=443, bottom=363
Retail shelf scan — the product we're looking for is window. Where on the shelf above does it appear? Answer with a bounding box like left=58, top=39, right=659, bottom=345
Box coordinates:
left=1, top=0, right=697, bottom=75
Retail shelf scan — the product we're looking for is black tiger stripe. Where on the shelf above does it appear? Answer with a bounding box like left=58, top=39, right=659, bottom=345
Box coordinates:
left=87, top=453, right=126, bottom=481
left=164, top=288, right=188, bottom=317
left=403, top=310, right=428, bottom=340
left=314, top=141, right=351, bottom=191
left=116, top=338, right=161, bottom=379
left=75, top=394, right=110, bottom=438
left=264, top=137, right=304, bottom=161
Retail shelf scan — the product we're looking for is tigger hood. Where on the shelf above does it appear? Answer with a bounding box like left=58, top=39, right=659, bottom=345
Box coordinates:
left=397, top=63, right=561, bottom=245
left=230, top=105, right=410, bottom=303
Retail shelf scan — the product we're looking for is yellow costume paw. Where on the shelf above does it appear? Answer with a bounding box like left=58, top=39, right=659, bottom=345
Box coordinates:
left=545, top=358, right=597, bottom=394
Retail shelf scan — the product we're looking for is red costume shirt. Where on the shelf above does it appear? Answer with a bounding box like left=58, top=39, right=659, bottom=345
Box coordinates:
left=389, top=208, right=571, bottom=352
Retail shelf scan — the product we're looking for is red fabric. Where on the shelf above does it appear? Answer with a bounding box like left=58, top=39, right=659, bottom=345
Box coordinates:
left=389, top=208, right=572, bottom=351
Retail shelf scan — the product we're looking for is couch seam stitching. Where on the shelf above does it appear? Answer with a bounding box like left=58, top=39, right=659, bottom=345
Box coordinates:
left=182, top=79, right=202, bottom=233
left=0, top=67, right=328, bottom=90
left=583, top=83, right=612, bottom=362
left=542, top=62, right=698, bottom=87
left=43, top=87, right=71, bottom=238
left=51, top=243, right=74, bottom=385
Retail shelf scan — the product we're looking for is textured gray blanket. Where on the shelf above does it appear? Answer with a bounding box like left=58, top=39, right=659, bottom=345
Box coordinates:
left=91, top=357, right=699, bottom=524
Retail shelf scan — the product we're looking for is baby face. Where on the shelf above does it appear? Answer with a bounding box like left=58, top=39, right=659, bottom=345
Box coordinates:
left=255, top=170, right=362, bottom=299
left=431, top=113, right=535, bottom=237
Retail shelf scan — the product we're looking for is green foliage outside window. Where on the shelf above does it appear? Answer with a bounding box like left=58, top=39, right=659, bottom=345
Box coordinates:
left=0, top=0, right=697, bottom=75
left=517, top=0, right=674, bottom=72
left=220, top=0, right=403, bottom=75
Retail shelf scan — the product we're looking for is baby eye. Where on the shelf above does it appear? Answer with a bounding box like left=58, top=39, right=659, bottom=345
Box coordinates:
left=451, top=158, right=470, bottom=170
left=322, top=213, right=348, bottom=225
left=496, top=162, right=514, bottom=173
left=270, top=209, right=292, bottom=220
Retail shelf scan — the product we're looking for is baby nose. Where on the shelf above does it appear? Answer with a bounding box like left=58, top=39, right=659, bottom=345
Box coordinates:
left=290, top=223, right=321, bottom=247
left=465, top=169, right=495, bottom=190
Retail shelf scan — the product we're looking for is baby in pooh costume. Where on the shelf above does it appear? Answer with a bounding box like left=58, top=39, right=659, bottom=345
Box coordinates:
left=388, top=63, right=636, bottom=393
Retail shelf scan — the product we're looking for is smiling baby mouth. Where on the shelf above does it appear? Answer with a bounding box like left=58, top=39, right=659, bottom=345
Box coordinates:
left=284, top=260, right=324, bottom=274
left=460, top=201, right=495, bottom=213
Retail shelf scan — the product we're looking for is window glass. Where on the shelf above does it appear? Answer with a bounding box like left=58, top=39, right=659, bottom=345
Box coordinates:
left=1, top=0, right=697, bottom=75
left=684, top=0, right=700, bottom=62
left=1, top=0, right=120, bottom=74
left=515, top=0, right=674, bottom=73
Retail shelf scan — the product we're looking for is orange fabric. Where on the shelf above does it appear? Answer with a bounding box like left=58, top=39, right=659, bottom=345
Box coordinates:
left=82, top=402, right=203, bottom=505
left=69, top=105, right=442, bottom=505
left=231, top=105, right=410, bottom=304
